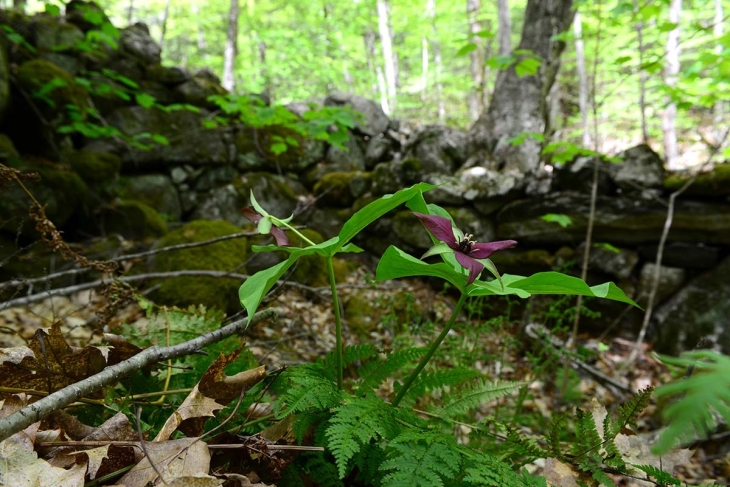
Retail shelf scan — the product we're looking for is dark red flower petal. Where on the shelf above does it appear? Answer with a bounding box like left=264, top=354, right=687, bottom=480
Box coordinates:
left=469, top=240, right=518, bottom=259
left=454, top=252, right=484, bottom=286
left=413, top=212, right=458, bottom=250
left=240, top=207, right=263, bottom=224
left=270, top=226, right=290, bottom=247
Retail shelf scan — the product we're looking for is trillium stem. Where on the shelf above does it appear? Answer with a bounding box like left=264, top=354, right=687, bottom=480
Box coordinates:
left=391, top=293, right=468, bottom=407
left=326, top=256, right=344, bottom=390
left=271, top=217, right=316, bottom=246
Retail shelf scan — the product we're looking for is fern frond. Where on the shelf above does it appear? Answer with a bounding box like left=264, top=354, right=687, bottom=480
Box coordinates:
left=633, top=464, right=681, bottom=486
left=353, top=442, right=387, bottom=485
left=615, top=387, right=653, bottom=434
left=654, top=351, right=730, bottom=454
left=548, top=414, right=567, bottom=458
left=292, top=410, right=330, bottom=444
left=326, top=394, right=398, bottom=478
left=571, top=408, right=603, bottom=461
left=463, top=451, right=539, bottom=487
left=601, top=414, right=625, bottom=471
left=380, top=431, right=461, bottom=487
left=502, top=423, right=547, bottom=462
left=439, top=380, right=524, bottom=418
left=300, top=452, right=345, bottom=487
left=320, top=344, right=378, bottom=380
left=404, top=368, right=483, bottom=401
left=357, top=347, right=427, bottom=392
left=274, top=364, right=341, bottom=417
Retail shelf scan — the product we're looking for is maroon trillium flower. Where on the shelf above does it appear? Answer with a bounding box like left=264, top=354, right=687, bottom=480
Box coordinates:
left=413, top=212, right=517, bottom=285
left=240, top=206, right=291, bottom=247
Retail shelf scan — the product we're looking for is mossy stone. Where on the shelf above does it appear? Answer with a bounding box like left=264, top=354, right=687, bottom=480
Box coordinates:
left=664, top=163, right=730, bottom=197
left=66, top=150, right=121, bottom=188
left=313, top=171, right=371, bottom=208
left=0, top=134, right=19, bottom=160
left=152, top=220, right=248, bottom=315
left=15, top=59, right=88, bottom=119
left=234, top=124, right=324, bottom=173
left=99, top=199, right=168, bottom=240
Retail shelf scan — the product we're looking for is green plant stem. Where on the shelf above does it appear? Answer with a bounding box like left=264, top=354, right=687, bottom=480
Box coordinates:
left=327, top=257, right=344, bottom=390
left=272, top=217, right=316, bottom=246
left=392, top=294, right=468, bottom=407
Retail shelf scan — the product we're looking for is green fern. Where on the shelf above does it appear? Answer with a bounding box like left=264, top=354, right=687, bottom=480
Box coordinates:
left=633, top=464, right=681, bottom=486
left=291, top=410, right=330, bottom=444
left=614, top=387, right=653, bottom=434
left=274, top=364, right=341, bottom=417
left=654, top=351, right=730, bottom=453
left=326, top=393, right=399, bottom=478
left=403, top=368, right=483, bottom=401
left=463, top=451, right=544, bottom=487
left=548, top=413, right=567, bottom=458
left=357, top=347, right=427, bottom=392
left=438, top=380, right=524, bottom=418
left=301, top=452, right=345, bottom=487
left=379, top=431, right=461, bottom=487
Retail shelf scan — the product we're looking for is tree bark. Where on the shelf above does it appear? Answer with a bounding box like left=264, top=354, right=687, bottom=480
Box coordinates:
left=421, top=36, right=429, bottom=101
left=364, top=30, right=379, bottom=97
left=634, top=0, right=649, bottom=144
left=127, top=0, right=134, bottom=26
left=426, top=0, right=444, bottom=120
left=192, top=1, right=207, bottom=54
left=497, top=0, right=511, bottom=56
left=713, top=0, right=724, bottom=146
left=222, top=0, right=240, bottom=92
left=158, top=0, right=172, bottom=51
left=377, top=0, right=397, bottom=115
left=662, top=0, right=682, bottom=169
left=468, top=0, right=575, bottom=172
left=467, top=0, right=484, bottom=121
left=574, top=10, right=590, bottom=147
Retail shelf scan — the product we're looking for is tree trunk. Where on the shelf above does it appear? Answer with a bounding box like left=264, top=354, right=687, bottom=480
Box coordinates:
left=222, top=0, right=240, bottom=92
left=467, top=0, right=483, bottom=121
left=159, top=0, right=172, bottom=51
left=192, top=1, right=207, bottom=54
left=127, top=0, right=134, bottom=26
left=364, top=30, right=379, bottom=97
left=468, top=0, right=574, bottom=172
left=662, top=0, right=682, bottom=169
left=634, top=0, right=648, bottom=144
left=574, top=10, right=590, bottom=147
left=426, top=0, right=444, bottom=120
left=713, top=0, right=724, bottom=146
left=377, top=0, right=397, bottom=115
left=12, top=0, right=24, bottom=12
left=421, top=37, right=429, bottom=101
left=497, top=0, right=511, bottom=56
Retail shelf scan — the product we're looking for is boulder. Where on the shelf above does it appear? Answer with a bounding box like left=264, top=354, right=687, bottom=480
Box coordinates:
left=313, top=171, right=371, bottom=208
left=234, top=124, right=324, bottom=174
left=150, top=220, right=248, bottom=315
left=104, top=106, right=231, bottom=168
left=32, top=18, right=85, bottom=74
left=496, top=192, right=730, bottom=246
left=664, top=163, right=730, bottom=198
left=610, top=144, right=665, bottom=192
left=576, top=242, right=639, bottom=280
left=119, top=23, right=161, bottom=65
left=65, top=1, right=112, bottom=32
left=66, top=150, right=121, bottom=191
left=119, top=174, right=182, bottom=221
left=15, top=59, right=88, bottom=121
left=371, top=159, right=423, bottom=196
left=145, top=64, right=190, bottom=86
left=553, top=156, right=615, bottom=194
left=364, top=134, right=395, bottom=169
left=194, top=166, right=238, bottom=191
left=173, top=75, right=227, bottom=109
left=97, top=199, right=168, bottom=240
left=403, top=125, right=468, bottom=174
left=324, top=91, right=389, bottom=136
left=653, top=256, right=730, bottom=355
left=637, top=243, right=720, bottom=269
left=637, top=263, right=685, bottom=306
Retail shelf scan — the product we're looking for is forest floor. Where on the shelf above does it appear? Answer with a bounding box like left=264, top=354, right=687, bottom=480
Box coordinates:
left=0, top=259, right=728, bottom=486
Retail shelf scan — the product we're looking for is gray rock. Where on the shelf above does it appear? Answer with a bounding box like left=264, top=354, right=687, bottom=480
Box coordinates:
left=173, top=75, right=227, bottom=109
left=324, top=92, right=390, bottom=136
left=637, top=243, right=720, bottom=269
left=364, top=134, right=394, bottom=169
left=610, top=144, right=665, bottom=191
left=371, top=159, right=422, bottom=196
left=119, top=174, right=182, bottom=221
left=170, top=166, right=189, bottom=185
left=392, top=211, right=433, bottom=249
left=553, top=156, right=615, bottom=194
left=496, top=192, right=730, bottom=246
left=66, top=0, right=112, bottom=32
left=105, top=106, right=231, bottom=168
left=576, top=242, right=639, bottom=280
left=653, top=256, right=730, bottom=355
left=145, top=64, right=190, bottom=86
left=189, top=184, right=242, bottom=225
left=195, top=166, right=238, bottom=191
left=138, top=80, right=175, bottom=105
left=637, top=263, right=685, bottom=306
left=304, top=134, right=365, bottom=185
left=120, top=23, right=161, bottom=65
left=404, top=125, right=468, bottom=173
left=32, top=19, right=84, bottom=52
left=193, top=68, right=221, bottom=85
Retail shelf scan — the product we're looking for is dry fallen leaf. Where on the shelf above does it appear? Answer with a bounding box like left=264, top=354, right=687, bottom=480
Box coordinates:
left=544, top=457, right=583, bottom=487
left=117, top=437, right=210, bottom=487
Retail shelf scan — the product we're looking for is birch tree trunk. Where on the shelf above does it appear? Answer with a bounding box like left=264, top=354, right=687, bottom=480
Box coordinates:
left=222, top=0, right=240, bottom=92
left=467, top=0, right=483, bottom=121
left=377, top=0, right=397, bottom=115
left=364, top=30, right=379, bottom=98
left=421, top=37, right=429, bottom=101
left=192, top=1, right=207, bottom=54
left=634, top=0, right=649, bottom=143
left=426, top=0, right=444, bottom=120
left=713, top=0, right=724, bottom=145
left=159, top=0, right=172, bottom=51
left=497, top=0, right=511, bottom=56
left=662, top=0, right=682, bottom=169
left=127, top=0, right=134, bottom=26
left=574, top=10, right=590, bottom=147
left=468, top=0, right=574, bottom=172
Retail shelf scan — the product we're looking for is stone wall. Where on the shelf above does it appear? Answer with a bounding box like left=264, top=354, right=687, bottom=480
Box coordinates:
left=1, top=3, right=729, bottom=355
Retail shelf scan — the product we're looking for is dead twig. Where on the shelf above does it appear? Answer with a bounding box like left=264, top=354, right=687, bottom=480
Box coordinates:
left=0, top=307, right=278, bottom=442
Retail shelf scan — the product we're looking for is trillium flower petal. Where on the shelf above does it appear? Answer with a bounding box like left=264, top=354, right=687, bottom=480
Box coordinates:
left=454, top=252, right=484, bottom=286
left=413, top=212, right=458, bottom=249
left=240, top=206, right=262, bottom=224
left=249, top=190, right=268, bottom=216
left=270, top=226, right=291, bottom=247
left=469, top=240, right=518, bottom=259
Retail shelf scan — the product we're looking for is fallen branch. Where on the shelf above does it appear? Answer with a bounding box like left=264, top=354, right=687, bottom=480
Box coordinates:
left=36, top=440, right=324, bottom=451
left=0, top=307, right=278, bottom=443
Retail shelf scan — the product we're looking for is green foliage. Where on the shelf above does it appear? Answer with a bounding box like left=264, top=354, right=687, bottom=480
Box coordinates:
left=463, top=452, right=546, bottom=487
left=439, top=380, right=524, bottom=419
left=540, top=213, right=573, bottom=228
left=379, top=431, right=461, bottom=487
left=358, top=347, right=426, bottom=392
left=633, top=464, right=682, bottom=486
left=654, top=351, right=730, bottom=454
left=273, top=364, right=342, bottom=417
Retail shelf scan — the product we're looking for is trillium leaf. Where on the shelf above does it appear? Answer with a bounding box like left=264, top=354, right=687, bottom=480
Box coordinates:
left=252, top=238, right=364, bottom=256
left=249, top=190, right=268, bottom=216
left=508, top=272, right=640, bottom=307
left=239, top=254, right=298, bottom=318
left=475, top=258, right=504, bottom=290
left=376, top=246, right=467, bottom=293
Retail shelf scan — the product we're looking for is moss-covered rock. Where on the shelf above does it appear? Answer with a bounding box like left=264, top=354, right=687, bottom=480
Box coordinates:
left=664, top=163, right=730, bottom=197
left=0, top=157, right=89, bottom=237
left=66, top=150, right=121, bottom=189
left=313, top=171, right=371, bottom=208
left=234, top=124, right=324, bottom=174
left=118, top=174, right=181, bottom=221
left=172, top=75, right=227, bottom=110
left=0, top=134, right=19, bottom=160
left=15, top=59, right=88, bottom=119
left=151, top=220, right=248, bottom=315
left=98, top=199, right=168, bottom=240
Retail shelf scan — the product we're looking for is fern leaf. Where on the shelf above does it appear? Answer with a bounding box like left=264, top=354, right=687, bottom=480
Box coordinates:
left=439, top=380, right=524, bottom=418
left=571, top=408, right=603, bottom=461
left=615, top=387, right=653, bottom=434
left=404, top=368, right=483, bottom=401
left=463, top=451, right=536, bottom=487
left=601, top=414, right=625, bottom=471
left=654, top=351, right=730, bottom=454
left=357, top=347, right=427, bottom=392
left=301, top=452, right=345, bottom=487
left=633, top=464, right=681, bottom=486
left=292, top=410, right=330, bottom=444
left=380, top=432, right=461, bottom=487
left=326, top=394, right=398, bottom=478
left=548, top=414, right=567, bottom=458
left=275, top=364, right=341, bottom=417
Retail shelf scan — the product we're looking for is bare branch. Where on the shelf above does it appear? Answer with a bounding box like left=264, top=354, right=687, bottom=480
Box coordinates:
left=0, top=307, right=278, bottom=443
